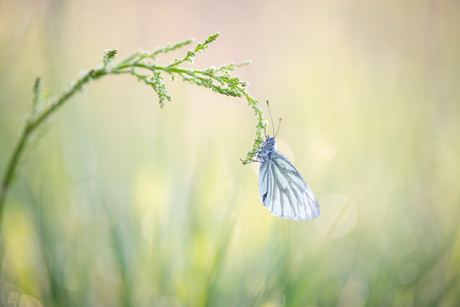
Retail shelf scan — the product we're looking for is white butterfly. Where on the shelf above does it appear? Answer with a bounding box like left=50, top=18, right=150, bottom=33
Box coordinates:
left=256, top=136, right=320, bottom=220
left=252, top=102, right=320, bottom=220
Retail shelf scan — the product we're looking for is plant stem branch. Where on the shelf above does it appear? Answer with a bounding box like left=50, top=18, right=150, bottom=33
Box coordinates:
left=0, top=127, right=31, bottom=221
left=0, top=33, right=265, bottom=228
left=0, top=69, right=104, bottom=220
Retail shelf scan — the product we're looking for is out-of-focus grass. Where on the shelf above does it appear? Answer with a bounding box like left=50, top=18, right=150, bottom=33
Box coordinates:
left=1, top=0, right=460, bottom=306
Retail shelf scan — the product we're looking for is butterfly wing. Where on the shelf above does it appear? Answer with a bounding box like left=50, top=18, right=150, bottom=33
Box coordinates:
left=258, top=150, right=320, bottom=220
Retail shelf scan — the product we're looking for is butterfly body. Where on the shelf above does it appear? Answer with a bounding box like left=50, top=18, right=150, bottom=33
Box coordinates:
left=257, top=136, right=320, bottom=220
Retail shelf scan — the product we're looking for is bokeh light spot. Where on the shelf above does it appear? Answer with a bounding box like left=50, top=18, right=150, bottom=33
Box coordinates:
left=317, top=193, right=358, bottom=239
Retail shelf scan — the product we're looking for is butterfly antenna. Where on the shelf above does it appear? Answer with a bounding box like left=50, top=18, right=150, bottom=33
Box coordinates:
left=266, top=100, right=275, bottom=137
left=275, top=117, right=282, bottom=137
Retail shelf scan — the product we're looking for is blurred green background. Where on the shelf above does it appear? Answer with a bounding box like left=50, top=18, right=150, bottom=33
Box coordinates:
left=1, top=0, right=460, bottom=306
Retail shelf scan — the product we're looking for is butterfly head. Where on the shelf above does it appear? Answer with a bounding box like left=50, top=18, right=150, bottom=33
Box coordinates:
left=262, top=135, right=276, bottom=149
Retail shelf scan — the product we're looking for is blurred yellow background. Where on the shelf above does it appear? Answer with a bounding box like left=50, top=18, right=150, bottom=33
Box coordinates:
left=1, top=0, right=460, bottom=306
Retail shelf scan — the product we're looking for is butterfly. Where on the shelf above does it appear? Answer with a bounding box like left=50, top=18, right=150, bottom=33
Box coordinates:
left=253, top=102, right=320, bottom=220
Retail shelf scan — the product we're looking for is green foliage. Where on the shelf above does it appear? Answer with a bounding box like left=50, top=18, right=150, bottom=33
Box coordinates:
left=169, top=32, right=219, bottom=67
left=0, top=33, right=266, bottom=220
left=105, top=32, right=266, bottom=162
left=103, top=49, right=118, bottom=65
left=29, top=76, right=42, bottom=122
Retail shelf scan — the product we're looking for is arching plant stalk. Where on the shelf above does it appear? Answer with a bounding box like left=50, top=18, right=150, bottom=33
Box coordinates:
left=0, top=33, right=266, bottom=225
